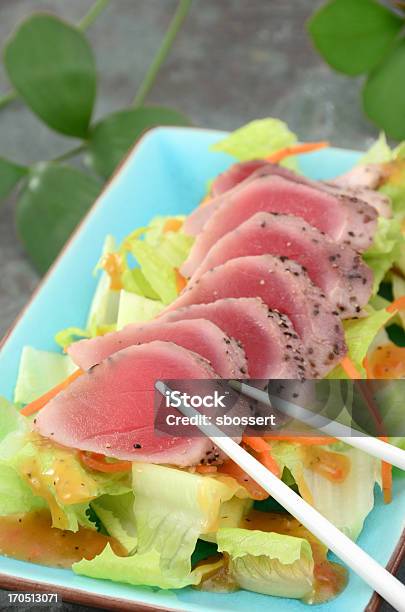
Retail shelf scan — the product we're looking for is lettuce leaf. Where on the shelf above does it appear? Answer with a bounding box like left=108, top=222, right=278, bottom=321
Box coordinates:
left=358, top=135, right=405, bottom=284
left=121, top=267, right=160, bottom=300
left=201, top=496, right=253, bottom=544
left=271, top=442, right=380, bottom=540
left=217, top=527, right=314, bottom=599
left=363, top=217, right=402, bottom=293
left=396, top=239, right=405, bottom=276
left=359, top=132, right=405, bottom=167
left=143, top=215, right=194, bottom=267
left=9, top=438, right=131, bottom=532
left=74, top=465, right=248, bottom=590
left=210, top=118, right=297, bottom=167
left=14, top=347, right=77, bottom=405
left=217, top=527, right=312, bottom=563
left=128, top=241, right=178, bottom=305
left=327, top=306, right=395, bottom=378
left=380, top=167, right=405, bottom=221
left=359, top=133, right=393, bottom=165
left=119, top=215, right=193, bottom=305
left=55, top=237, right=121, bottom=346
left=87, top=235, right=120, bottom=334
left=153, top=231, right=194, bottom=269
left=0, top=463, right=46, bottom=516
left=143, top=215, right=184, bottom=246
left=74, top=544, right=218, bottom=589
left=55, top=327, right=91, bottom=350
left=0, top=397, right=29, bottom=465
left=0, top=398, right=45, bottom=515
left=91, top=492, right=137, bottom=553
left=131, top=463, right=249, bottom=577
left=344, top=307, right=395, bottom=367
left=0, top=396, right=27, bottom=444
left=393, top=274, right=405, bottom=328
left=116, top=290, right=164, bottom=330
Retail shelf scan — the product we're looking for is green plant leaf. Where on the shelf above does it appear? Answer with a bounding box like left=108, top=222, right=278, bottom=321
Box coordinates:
left=16, top=163, right=101, bottom=273
left=308, top=0, right=403, bottom=76
left=363, top=40, right=405, bottom=140
left=0, top=157, right=27, bottom=200
left=89, top=107, right=190, bottom=178
left=4, top=14, right=96, bottom=137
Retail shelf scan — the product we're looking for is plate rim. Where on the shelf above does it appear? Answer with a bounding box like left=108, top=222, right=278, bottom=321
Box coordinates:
left=0, top=126, right=404, bottom=612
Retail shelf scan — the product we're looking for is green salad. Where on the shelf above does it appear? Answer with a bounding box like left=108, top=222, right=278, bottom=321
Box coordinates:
left=0, top=118, right=404, bottom=605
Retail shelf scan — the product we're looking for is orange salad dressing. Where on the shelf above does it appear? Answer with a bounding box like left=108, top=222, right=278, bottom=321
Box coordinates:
left=0, top=510, right=125, bottom=568
left=367, top=343, right=405, bottom=379
left=197, top=509, right=347, bottom=604
left=301, top=446, right=351, bottom=484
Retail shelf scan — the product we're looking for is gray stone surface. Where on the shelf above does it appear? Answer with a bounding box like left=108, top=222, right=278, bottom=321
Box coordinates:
left=0, top=0, right=379, bottom=338
left=0, top=1, right=400, bottom=610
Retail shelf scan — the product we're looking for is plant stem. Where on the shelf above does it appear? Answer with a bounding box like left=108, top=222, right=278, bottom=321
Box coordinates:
left=0, top=0, right=110, bottom=113
left=0, top=89, right=18, bottom=110
left=133, top=0, right=192, bottom=107
left=78, top=0, right=111, bottom=31
left=52, top=144, right=87, bottom=163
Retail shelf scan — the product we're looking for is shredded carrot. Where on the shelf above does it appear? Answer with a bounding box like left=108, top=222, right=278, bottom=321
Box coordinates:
left=265, top=141, right=329, bottom=164
left=101, top=252, right=124, bottom=291
left=257, top=451, right=281, bottom=477
left=175, top=268, right=187, bottom=293
left=79, top=451, right=132, bottom=473
left=199, top=194, right=212, bottom=207
left=163, top=218, right=183, bottom=233
left=196, top=465, right=218, bottom=474
left=20, top=370, right=83, bottom=417
left=381, top=459, right=393, bottom=504
left=382, top=461, right=393, bottom=503
left=363, top=355, right=372, bottom=379
left=386, top=296, right=405, bottom=313
left=340, top=355, right=363, bottom=379
left=378, top=434, right=393, bottom=504
left=242, top=436, right=270, bottom=453
left=218, top=459, right=269, bottom=500
left=242, top=436, right=280, bottom=477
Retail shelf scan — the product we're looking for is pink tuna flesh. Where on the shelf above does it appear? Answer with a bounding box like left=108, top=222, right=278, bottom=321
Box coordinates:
left=189, top=212, right=373, bottom=317
left=325, top=184, right=391, bottom=218
left=35, top=341, right=227, bottom=466
left=211, top=159, right=267, bottom=197
left=167, top=255, right=346, bottom=377
left=185, top=161, right=381, bottom=235
left=68, top=318, right=248, bottom=378
left=252, top=163, right=391, bottom=218
left=159, top=297, right=309, bottom=379
left=181, top=175, right=377, bottom=277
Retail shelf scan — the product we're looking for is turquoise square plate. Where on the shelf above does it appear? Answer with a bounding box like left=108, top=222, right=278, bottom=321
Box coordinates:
left=0, top=127, right=404, bottom=611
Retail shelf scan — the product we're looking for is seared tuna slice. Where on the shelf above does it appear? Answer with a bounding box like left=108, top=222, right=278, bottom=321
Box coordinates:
left=325, top=184, right=391, bottom=218
left=185, top=161, right=380, bottom=237
left=167, top=255, right=346, bottom=376
left=211, top=160, right=267, bottom=197
left=159, top=297, right=309, bottom=379
left=330, top=164, right=386, bottom=190
left=189, top=212, right=373, bottom=317
left=68, top=318, right=247, bottom=378
left=36, top=341, right=229, bottom=466
left=181, top=175, right=377, bottom=276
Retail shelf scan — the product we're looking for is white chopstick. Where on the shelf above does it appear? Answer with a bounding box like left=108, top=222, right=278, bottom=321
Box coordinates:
left=155, top=381, right=405, bottom=611
left=231, top=381, right=405, bottom=471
